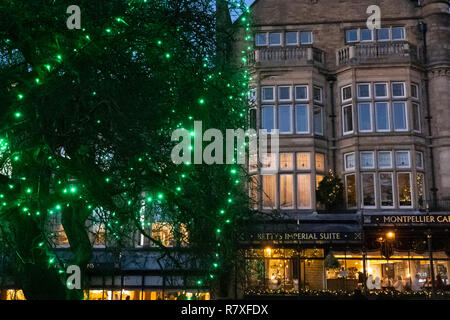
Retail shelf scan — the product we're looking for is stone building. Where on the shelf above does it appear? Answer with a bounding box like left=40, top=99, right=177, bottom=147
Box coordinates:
left=240, top=0, right=450, bottom=296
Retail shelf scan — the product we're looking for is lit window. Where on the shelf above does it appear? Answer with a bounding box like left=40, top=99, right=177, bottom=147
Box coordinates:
left=346, top=29, right=358, bottom=42
left=411, top=84, right=419, bottom=99
left=342, top=105, right=353, bottom=134
left=295, top=85, right=308, bottom=101
left=357, top=84, right=371, bottom=99
left=345, top=174, right=357, bottom=208
left=392, top=82, right=405, bottom=98
left=278, top=105, right=292, bottom=134
left=360, top=151, right=375, bottom=169
left=255, top=33, right=267, bottom=46
left=415, top=151, right=424, bottom=169
left=374, top=83, right=388, bottom=98
left=297, top=174, right=311, bottom=208
left=344, top=152, right=355, bottom=171
left=375, top=102, right=390, bottom=131
left=261, top=86, right=275, bottom=102
left=377, top=28, right=390, bottom=41
left=286, top=32, right=298, bottom=45
left=269, top=33, right=282, bottom=46
left=300, top=31, right=313, bottom=44
left=262, top=175, right=276, bottom=209
left=313, top=86, right=323, bottom=103
left=395, top=151, right=410, bottom=168
left=280, top=153, right=293, bottom=170
left=316, top=174, right=324, bottom=190
left=315, top=153, right=325, bottom=172
left=151, top=223, right=175, bottom=247
left=261, top=152, right=277, bottom=172
left=398, top=173, right=412, bottom=207
left=296, top=152, right=311, bottom=170
left=280, top=174, right=294, bottom=209
left=341, top=85, right=352, bottom=102
left=313, top=106, right=324, bottom=135
left=261, top=106, right=275, bottom=133
left=378, top=151, right=392, bottom=169
left=278, top=86, right=292, bottom=101
left=392, top=27, right=405, bottom=41
left=412, top=103, right=421, bottom=133
left=393, top=102, right=407, bottom=131
left=362, top=173, right=376, bottom=207
left=295, top=105, right=309, bottom=133
left=380, top=173, right=394, bottom=207
left=358, top=103, right=373, bottom=132
left=360, top=29, right=373, bottom=41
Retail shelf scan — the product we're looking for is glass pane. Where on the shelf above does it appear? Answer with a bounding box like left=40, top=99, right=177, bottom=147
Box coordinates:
left=345, top=153, right=355, bottom=170
left=375, top=102, right=389, bottom=131
left=295, top=86, right=308, bottom=100
left=297, top=152, right=311, bottom=170
left=392, top=83, right=405, bottom=97
left=346, top=174, right=357, bottom=208
left=286, top=32, right=297, bottom=45
left=360, top=29, right=373, bottom=41
left=316, top=174, right=324, bottom=190
left=269, top=33, right=281, bottom=45
left=380, top=173, right=394, bottom=207
left=378, top=152, right=392, bottom=168
left=313, top=87, right=322, bottom=102
left=392, top=28, right=405, bottom=40
left=358, top=103, right=372, bottom=131
left=396, top=151, right=410, bottom=168
left=377, top=28, right=390, bottom=41
left=263, top=175, right=276, bottom=208
left=398, top=173, right=412, bottom=207
left=297, top=174, right=311, bottom=208
left=342, top=86, right=352, bottom=101
left=280, top=175, right=294, bottom=208
left=393, top=102, right=407, bottom=130
left=343, top=105, right=353, bottom=133
left=262, top=106, right=275, bottom=132
left=360, top=152, right=374, bottom=169
left=295, top=105, right=309, bottom=133
left=362, top=174, right=375, bottom=207
left=315, top=153, right=325, bottom=171
left=278, top=87, right=291, bottom=100
left=280, top=153, right=293, bottom=170
left=412, top=103, right=421, bottom=132
left=262, top=153, right=277, bottom=171
left=300, top=31, right=312, bottom=44
left=255, top=33, right=267, bottom=46
left=278, top=105, right=292, bottom=133
left=415, top=152, right=423, bottom=169
left=313, top=107, right=323, bottom=135
left=346, top=29, right=358, bottom=42
left=411, top=84, right=419, bottom=98
left=375, top=83, right=387, bottom=97
left=358, top=84, right=370, bottom=98
left=262, top=87, right=274, bottom=101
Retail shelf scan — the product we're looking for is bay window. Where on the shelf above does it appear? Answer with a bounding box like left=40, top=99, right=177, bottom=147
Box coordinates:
left=296, top=152, right=311, bottom=170
left=280, top=153, right=294, bottom=170
left=345, top=174, right=357, bottom=208
left=295, top=86, right=308, bottom=101
left=262, top=175, right=276, bottom=209
left=362, top=173, right=376, bottom=207
left=280, top=174, right=294, bottom=209
left=395, top=151, right=410, bottom=168
left=344, top=152, right=355, bottom=171
left=297, top=174, right=311, bottom=208
left=261, top=106, right=275, bottom=133
left=412, top=103, right=421, bottom=133
left=360, top=151, right=375, bottom=169
left=357, top=83, right=371, bottom=99
left=378, top=151, right=392, bottom=169
left=278, top=105, right=293, bottom=134
left=375, top=102, right=390, bottom=131
left=278, top=86, right=292, bottom=102
left=393, top=102, right=407, bottom=131
left=341, top=85, right=352, bottom=102
left=392, top=82, right=406, bottom=98
left=295, top=104, right=309, bottom=133
left=358, top=103, right=373, bottom=132
left=379, top=173, right=394, bottom=207
left=313, top=106, right=324, bottom=135
left=415, top=151, right=424, bottom=170
left=374, top=83, right=388, bottom=99
left=342, top=105, right=353, bottom=134
left=397, top=173, right=412, bottom=207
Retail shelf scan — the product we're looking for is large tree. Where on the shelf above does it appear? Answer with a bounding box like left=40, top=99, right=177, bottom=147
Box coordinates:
left=0, top=0, right=252, bottom=300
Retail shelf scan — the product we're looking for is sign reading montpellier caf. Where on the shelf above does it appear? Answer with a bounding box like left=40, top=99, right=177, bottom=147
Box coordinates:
left=371, top=215, right=450, bottom=225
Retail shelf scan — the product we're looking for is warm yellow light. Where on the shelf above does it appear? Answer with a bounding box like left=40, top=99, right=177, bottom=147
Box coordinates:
left=265, top=247, right=272, bottom=256
left=386, top=232, right=395, bottom=239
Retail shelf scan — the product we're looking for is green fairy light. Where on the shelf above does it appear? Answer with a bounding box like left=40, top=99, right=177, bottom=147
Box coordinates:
left=14, top=112, right=22, bottom=119
left=26, top=188, right=32, bottom=194
left=165, top=53, right=171, bottom=59
left=44, top=64, right=51, bottom=71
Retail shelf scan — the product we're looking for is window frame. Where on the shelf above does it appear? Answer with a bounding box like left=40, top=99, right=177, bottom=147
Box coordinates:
left=280, top=153, right=294, bottom=171
left=341, top=85, right=352, bottom=103
left=296, top=152, right=311, bottom=171
left=392, top=101, right=408, bottom=132
left=358, top=102, right=373, bottom=133
left=313, top=106, right=324, bottom=136
left=278, top=86, right=292, bottom=102
left=261, top=86, right=275, bottom=102
left=360, top=151, right=375, bottom=170
left=361, top=172, right=377, bottom=208
left=360, top=28, right=374, bottom=42
left=262, top=174, right=277, bottom=209
left=345, top=174, right=357, bottom=208
left=397, top=172, right=413, bottom=208
left=342, top=104, right=354, bottom=135
left=315, top=153, right=325, bottom=172
left=411, top=83, right=419, bottom=100
left=379, top=172, right=395, bottom=208
left=295, top=104, right=310, bottom=134
left=377, top=151, right=393, bottom=169
left=285, top=31, right=298, bottom=46
left=299, top=31, right=313, bottom=44
left=295, top=85, right=309, bottom=102
left=374, top=82, right=389, bottom=99
left=268, top=32, right=282, bottom=47
left=395, top=150, right=411, bottom=169
left=278, top=105, right=294, bottom=134
left=391, top=27, right=406, bottom=41
left=261, top=105, right=276, bottom=133
left=391, top=82, right=406, bottom=99
left=375, top=102, right=391, bottom=132
left=344, top=152, right=356, bottom=172
left=377, top=28, right=391, bottom=42
left=357, top=83, right=371, bottom=100
left=280, top=174, right=294, bottom=209
left=255, top=32, right=268, bottom=46
left=415, top=151, right=424, bottom=170
left=297, top=173, right=312, bottom=209
left=313, top=86, right=323, bottom=104
left=346, top=29, right=359, bottom=43
left=412, top=102, right=421, bottom=133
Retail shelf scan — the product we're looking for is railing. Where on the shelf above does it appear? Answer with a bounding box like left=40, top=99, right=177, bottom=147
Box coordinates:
left=248, top=46, right=325, bottom=66
left=337, top=41, right=422, bottom=66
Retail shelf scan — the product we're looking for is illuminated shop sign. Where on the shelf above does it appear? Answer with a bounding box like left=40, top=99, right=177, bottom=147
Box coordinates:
left=369, top=215, right=450, bottom=225
left=246, top=232, right=362, bottom=242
